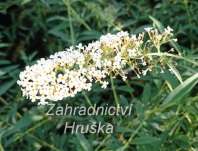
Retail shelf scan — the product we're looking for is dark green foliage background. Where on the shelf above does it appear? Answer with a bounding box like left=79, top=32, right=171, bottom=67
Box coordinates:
left=0, top=0, right=198, bottom=151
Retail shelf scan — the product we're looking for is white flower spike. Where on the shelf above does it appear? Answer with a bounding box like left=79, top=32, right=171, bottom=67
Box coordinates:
left=17, top=27, right=176, bottom=105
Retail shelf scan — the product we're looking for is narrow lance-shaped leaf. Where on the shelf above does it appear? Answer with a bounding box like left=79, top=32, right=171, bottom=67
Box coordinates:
left=161, top=73, right=198, bottom=108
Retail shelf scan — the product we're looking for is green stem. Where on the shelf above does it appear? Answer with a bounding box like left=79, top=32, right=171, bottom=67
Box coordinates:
left=116, top=122, right=144, bottom=151
left=63, top=0, right=75, bottom=45
left=0, top=97, right=7, bottom=105
left=0, top=143, right=4, bottom=151
left=70, top=8, right=91, bottom=31
left=110, top=76, right=119, bottom=107
left=95, top=135, right=111, bottom=151
left=29, top=134, right=61, bottom=151
left=156, top=45, right=160, bottom=53
left=82, top=92, right=93, bottom=106
left=147, top=52, right=198, bottom=66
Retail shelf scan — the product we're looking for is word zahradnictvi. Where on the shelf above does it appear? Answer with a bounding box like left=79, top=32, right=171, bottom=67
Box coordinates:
left=46, top=103, right=133, bottom=116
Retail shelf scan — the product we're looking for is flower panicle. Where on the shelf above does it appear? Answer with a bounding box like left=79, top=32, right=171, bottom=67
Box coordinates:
left=17, top=26, right=176, bottom=105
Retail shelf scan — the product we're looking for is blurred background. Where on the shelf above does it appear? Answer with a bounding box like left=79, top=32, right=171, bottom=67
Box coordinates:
left=0, top=0, right=198, bottom=151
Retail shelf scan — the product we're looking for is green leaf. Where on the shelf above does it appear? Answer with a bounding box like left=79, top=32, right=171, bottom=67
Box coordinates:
left=78, top=31, right=101, bottom=42
left=167, top=63, right=183, bottom=84
left=162, top=73, right=198, bottom=108
left=76, top=134, right=93, bottom=151
left=117, top=85, right=134, bottom=94
left=0, top=70, right=5, bottom=77
left=142, top=83, right=151, bottom=103
left=21, top=0, right=32, bottom=5
left=0, top=60, right=11, bottom=65
left=0, top=79, right=16, bottom=96
left=160, top=70, right=179, bottom=89
left=0, top=43, right=10, bottom=48
left=0, top=130, right=5, bottom=151
left=149, top=16, right=164, bottom=32
left=0, top=64, right=19, bottom=78
left=0, top=65, right=19, bottom=74
left=134, top=135, right=160, bottom=145
left=48, top=30, right=70, bottom=42
left=48, top=23, right=70, bottom=42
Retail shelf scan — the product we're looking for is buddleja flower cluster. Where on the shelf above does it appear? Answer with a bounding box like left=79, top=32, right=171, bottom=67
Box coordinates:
left=17, top=27, right=177, bottom=105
